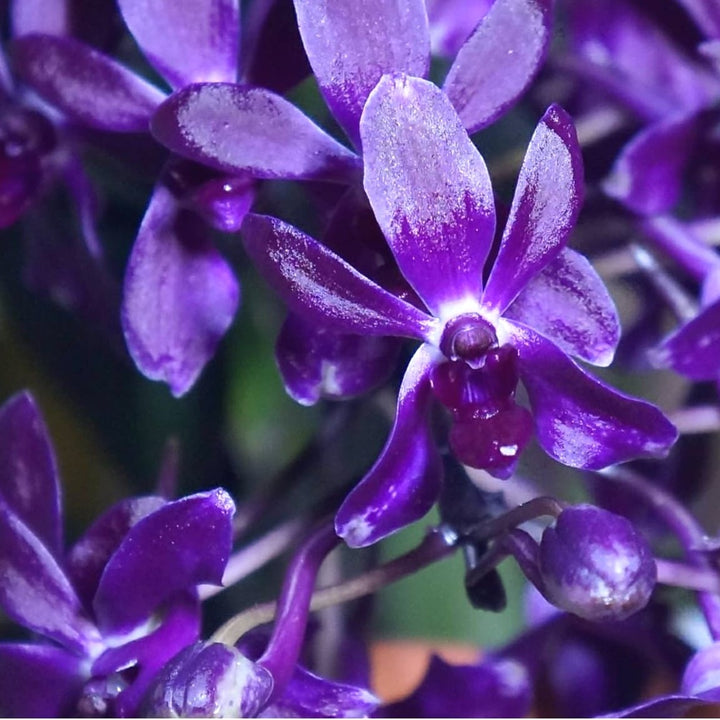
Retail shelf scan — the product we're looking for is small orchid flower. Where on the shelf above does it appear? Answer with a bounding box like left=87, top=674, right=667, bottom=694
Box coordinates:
left=241, top=74, right=676, bottom=547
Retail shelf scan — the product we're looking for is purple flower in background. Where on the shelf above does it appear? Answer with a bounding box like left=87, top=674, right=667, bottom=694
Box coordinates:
left=0, top=391, right=234, bottom=717
left=241, top=73, right=677, bottom=547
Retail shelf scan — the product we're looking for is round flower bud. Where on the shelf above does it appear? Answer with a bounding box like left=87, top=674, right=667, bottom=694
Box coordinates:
left=539, top=504, right=656, bottom=622
left=142, top=642, right=273, bottom=718
left=681, top=642, right=720, bottom=697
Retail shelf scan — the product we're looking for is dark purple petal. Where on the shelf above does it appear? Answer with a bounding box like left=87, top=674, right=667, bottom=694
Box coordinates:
left=66, top=496, right=166, bottom=610
left=293, top=0, right=429, bottom=147
left=11, top=0, right=69, bottom=36
left=0, top=497, right=99, bottom=654
left=276, top=313, right=401, bottom=405
left=122, top=184, right=240, bottom=397
left=0, top=644, right=86, bottom=718
left=444, top=0, right=552, bottom=134
left=505, top=247, right=620, bottom=366
left=335, top=344, right=442, bottom=547
left=508, top=322, right=678, bottom=469
left=427, top=0, right=493, bottom=57
left=361, top=74, right=495, bottom=318
left=383, top=655, right=532, bottom=718
left=242, top=213, right=436, bottom=339
left=483, top=104, right=584, bottom=315
left=0, top=391, right=62, bottom=554
left=118, top=0, right=239, bottom=89
left=603, top=115, right=697, bottom=216
left=151, top=83, right=361, bottom=182
left=181, top=174, right=255, bottom=233
left=651, top=298, right=720, bottom=381
left=13, top=34, right=165, bottom=132
left=93, top=489, right=234, bottom=635
left=61, top=156, right=103, bottom=259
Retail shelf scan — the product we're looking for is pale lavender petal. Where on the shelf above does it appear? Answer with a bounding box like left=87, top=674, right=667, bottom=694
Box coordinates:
left=11, top=0, right=69, bottom=36
left=444, top=0, right=552, bottom=134
left=427, top=0, right=492, bottom=57
left=242, top=213, right=436, bottom=339
left=293, top=0, right=429, bottom=147
left=505, top=248, right=620, bottom=366
left=0, top=644, right=86, bottom=718
left=335, top=344, right=442, bottom=547
left=66, top=496, right=166, bottom=609
left=276, top=313, right=401, bottom=405
left=13, top=34, right=165, bottom=132
left=0, top=391, right=62, bottom=554
left=508, top=323, right=678, bottom=469
left=151, top=83, right=360, bottom=182
left=483, top=104, right=584, bottom=315
left=118, top=0, right=239, bottom=89
left=361, top=74, right=495, bottom=318
left=603, top=115, right=697, bottom=216
left=122, top=184, right=240, bottom=397
left=0, top=497, right=99, bottom=654
left=676, top=0, right=720, bottom=44
left=651, top=299, right=720, bottom=381
left=93, top=489, right=234, bottom=635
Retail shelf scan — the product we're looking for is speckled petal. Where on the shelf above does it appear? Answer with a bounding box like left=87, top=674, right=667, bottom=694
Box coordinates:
left=361, top=74, right=495, bottom=319
left=0, top=391, right=62, bottom=554
left=508, top=322, right=677, bottom=469
left=242, top=213, right=436, bottom=340
left=151, top=83, right=360, bottom=182
left=13, top=34, right=165, bottom=132
left=293, top=0, right=429, bottom=147
left=483, top=104, right=583, bottom=315
left=335, top=344, right=442, bottom=547
left=118, top=0, right=239, bottom=89
left=505, top=248, right=620, bottom=367
left=93, top=489, right=234, bottom=635
left=444, top=0, right=552, bottom=134
left=651, top=298, right=720, bottom=381
left=603, top=115, right=697, bottom=216
left=122, top=184, right=240, bottom=397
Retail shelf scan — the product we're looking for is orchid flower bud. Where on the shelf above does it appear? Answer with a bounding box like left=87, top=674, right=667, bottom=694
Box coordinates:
left=539, top=504, right=657, bottom=621
left=143, top=642, right=273, bottom=718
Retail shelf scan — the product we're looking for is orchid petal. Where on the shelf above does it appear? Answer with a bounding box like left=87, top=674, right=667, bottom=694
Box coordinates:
left=151, top=83, right=360, bottom=182
left=276, top=313, right=401, bottom=405
left=505, top=248, right=620, bottom=366
left=335, top=344, right=442, bottom=547
left=0, top=391, right=62, bottom=554
left=508, top=322, right=677, bottom=469
left=118, top=0, right=239, bottom=89
left=0, top=497, right=98, bottom=654
left=603, top=115, right=697, bottom=216
left=0, top=644, right=85, bottom=718
left=293, top=0, right=429, bottom=147
left=651, top=299, right=720, bottom=381
left=677, top=0, right=720, bottom=37
left=122, top=184, right=240, bottom=397
left=361, top=74, right=495, bottom=318
left=93, top=489, right=234, bottom=635
left=13, top=34, right=165, bottom=132
left=242, top=213, right=435, bottom=339
left=483, top=104, right=584, bottom=315
left=11, top=0, right=69, bottom=36
left=444, top=0, right=552, bottom=134
left=427, top=0, right=493, bottom=57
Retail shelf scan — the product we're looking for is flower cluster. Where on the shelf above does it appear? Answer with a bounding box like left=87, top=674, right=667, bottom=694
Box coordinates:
left=3, top=0, right=720, bottom=717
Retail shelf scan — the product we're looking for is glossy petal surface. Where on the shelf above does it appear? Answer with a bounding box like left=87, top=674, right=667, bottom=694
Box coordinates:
left=484, top=104, right=584, bottom=314
left=336, top=344, right=442, bottom=547
left=118, top=0, right=239, bottom=89
left=293, top=0, right=429, bottom=147
left=0, top=391, right=61, bottom=554
left=444, top=0, right=552, bottom=134
left=14, top=34, right=165, bottom=132
left=242, top=214, right=435, bottom=339
left=93, top=489, right=234, bottom=635
left=361, top=74, right=495, bottom=319
left=122, top=184, right=240, bottom=397
left=506, top=248, right=620, bottom=366
left=151, top=83, right=360, bottom=182
left=509, top=323, right=677, bottom=469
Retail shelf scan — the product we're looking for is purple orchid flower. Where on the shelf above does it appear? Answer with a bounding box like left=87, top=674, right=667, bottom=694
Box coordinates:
left=240, top=73, right=677, bottom=548
left=0, top=391, right=235, bottom=717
